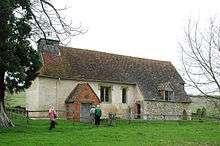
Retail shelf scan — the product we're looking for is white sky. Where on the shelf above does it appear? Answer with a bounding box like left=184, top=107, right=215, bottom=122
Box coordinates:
left=56, top=0, right=220, bottom=64
left=54, top=0, right=220, bottom=94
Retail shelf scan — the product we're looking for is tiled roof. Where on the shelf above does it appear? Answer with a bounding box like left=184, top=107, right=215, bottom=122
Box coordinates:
left=39, top=47, right=190, bottom=103
left=65, top=83, right=101, bottom=103
left=65, top=83, right=83, bottom=103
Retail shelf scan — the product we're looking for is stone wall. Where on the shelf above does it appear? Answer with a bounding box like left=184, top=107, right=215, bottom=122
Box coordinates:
left=189, top=96, right=220, bottom=116
left=142, top=100, right=191, bottom=120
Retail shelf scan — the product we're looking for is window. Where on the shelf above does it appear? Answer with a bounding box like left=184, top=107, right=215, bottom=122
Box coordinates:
left=100, top=86, right=111, bottom=102
left=158, top=83, right=174, bottom=101
left=158, top=90, right=173, bottom=101
left=122, top=88, right=127, bottom=103
left=165, top=91, right=173, bottom=101
left=158, top=90, right=164, bottom=100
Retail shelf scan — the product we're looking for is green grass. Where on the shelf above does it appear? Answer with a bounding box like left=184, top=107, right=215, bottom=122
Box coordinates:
left=5, top=92, right=26, bottom=107
left=0, top=117, right=220, bottom=146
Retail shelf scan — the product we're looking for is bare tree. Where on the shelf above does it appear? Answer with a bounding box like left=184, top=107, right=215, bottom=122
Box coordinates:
left=29, top=0, right=86, bottom=44
left=179, top=16, right=220, bottom=97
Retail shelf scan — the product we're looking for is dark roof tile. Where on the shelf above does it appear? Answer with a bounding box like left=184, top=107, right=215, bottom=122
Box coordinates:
left=40, top=47, right=190, bottom=102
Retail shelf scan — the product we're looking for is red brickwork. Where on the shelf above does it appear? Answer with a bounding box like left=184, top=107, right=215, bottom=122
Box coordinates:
left=65, top=83, right=100, bottom=121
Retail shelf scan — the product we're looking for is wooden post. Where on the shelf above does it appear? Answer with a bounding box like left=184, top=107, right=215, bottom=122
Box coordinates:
left=26, top=110, right=29, bottom=125
left=72, top=111, right=74, bottom=125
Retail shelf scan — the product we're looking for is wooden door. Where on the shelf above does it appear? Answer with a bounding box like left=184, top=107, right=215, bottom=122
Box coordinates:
left=80, top=103, right=91, bottom=122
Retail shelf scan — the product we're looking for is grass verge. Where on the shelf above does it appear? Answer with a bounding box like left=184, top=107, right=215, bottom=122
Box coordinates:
left=0, top=117, right=220, bottom=146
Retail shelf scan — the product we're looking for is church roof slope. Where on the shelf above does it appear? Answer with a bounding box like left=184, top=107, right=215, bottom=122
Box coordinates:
left=39, top=46, right=190, bottom=103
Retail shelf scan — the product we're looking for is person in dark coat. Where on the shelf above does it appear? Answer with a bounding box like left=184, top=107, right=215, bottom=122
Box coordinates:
left=95, top=105, right=102, bottom=126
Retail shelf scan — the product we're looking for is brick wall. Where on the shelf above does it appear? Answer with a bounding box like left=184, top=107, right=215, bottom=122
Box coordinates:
left=66, top=84, right=100, bottom=121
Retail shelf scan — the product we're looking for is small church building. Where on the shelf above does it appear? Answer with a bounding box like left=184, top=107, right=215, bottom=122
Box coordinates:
left=26, top=38, right=191, bottom=121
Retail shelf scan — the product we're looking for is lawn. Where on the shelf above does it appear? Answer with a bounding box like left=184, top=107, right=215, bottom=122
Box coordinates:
left=0, top=118, right=220, bottom=146
left=5, top=92, right=26, bottom=107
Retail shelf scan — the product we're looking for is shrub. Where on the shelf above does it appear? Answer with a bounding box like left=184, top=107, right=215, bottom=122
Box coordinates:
left=182, top=109, right=188, bottom=120
left=108, top=112, right=116, bottom=126
left=201, top=107, right=206, bottom=118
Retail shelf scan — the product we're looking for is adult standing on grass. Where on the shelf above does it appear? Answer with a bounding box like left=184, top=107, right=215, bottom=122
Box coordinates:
left=95, top=105, right=102, bottom=126
left=48, top=106, right=57, bottom=130
left=90, top=105, right=96, bottom=125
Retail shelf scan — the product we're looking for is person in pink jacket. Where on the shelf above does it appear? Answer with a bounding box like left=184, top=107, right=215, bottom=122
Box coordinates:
left=48, top=106, right=57, bottom=130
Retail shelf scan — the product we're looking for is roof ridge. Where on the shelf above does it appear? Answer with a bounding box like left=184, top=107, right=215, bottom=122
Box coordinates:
left=41, top=45, right=190, bottom=103
left=59, top=46, right=172, bottom=64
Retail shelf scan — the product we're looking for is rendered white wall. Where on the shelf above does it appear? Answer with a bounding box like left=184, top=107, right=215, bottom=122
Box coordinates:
left=26, top=77, right=139, bottom=117
left=26, top=77, right=39, bottom=111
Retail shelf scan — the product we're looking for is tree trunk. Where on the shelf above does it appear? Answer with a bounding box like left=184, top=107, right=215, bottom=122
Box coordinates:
left=0, top=71, right=14, bottom=128
left=0, top=102, right=14, bottom=127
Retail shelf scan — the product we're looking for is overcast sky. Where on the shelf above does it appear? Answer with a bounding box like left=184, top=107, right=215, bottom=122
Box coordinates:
left=55, top=0, right=219, bottom=63
left=54, top=0, right=220, bottom=93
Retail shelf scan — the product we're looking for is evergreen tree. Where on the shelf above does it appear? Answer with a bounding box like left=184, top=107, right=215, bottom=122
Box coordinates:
left=0, top=0, right=84, bottom=127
